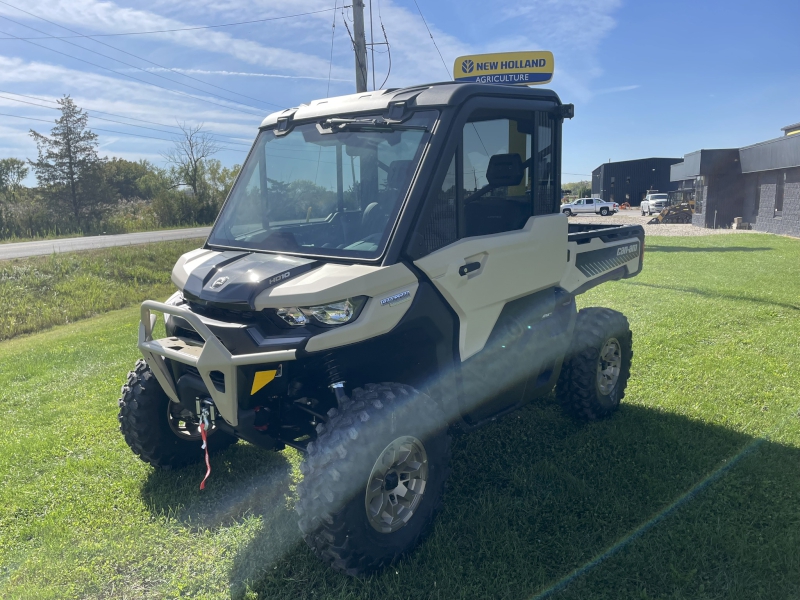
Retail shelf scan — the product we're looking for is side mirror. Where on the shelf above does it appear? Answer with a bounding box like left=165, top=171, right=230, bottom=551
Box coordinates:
left=485, top=153, right=524, bottom=187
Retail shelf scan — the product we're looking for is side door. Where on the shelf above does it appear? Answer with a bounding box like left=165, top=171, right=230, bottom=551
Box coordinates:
left=572, top=198, right=584, bottom=213
left=584, top=198, right=595, bottom=213
left=410, top=109, right=568, bottom=421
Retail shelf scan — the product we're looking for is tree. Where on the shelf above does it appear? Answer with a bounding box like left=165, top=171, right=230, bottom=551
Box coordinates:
left=103, top=157, right=151, bottom=200
left=163, top=122, right=220, bottom=199
left=0, top=157, right=29, bottom=233
left=29, top=96, right=110, bottom=229
left=0, top=158, right=28, bottom=193
left=204, top=159, right=240, bottom=210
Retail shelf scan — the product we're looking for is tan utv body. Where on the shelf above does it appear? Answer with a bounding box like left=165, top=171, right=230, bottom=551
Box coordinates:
left=119, top=81, right=644, bottom=576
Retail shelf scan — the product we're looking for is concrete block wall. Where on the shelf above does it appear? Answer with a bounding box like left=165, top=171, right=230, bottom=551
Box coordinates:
left=754, top=176, right=800, bottom=236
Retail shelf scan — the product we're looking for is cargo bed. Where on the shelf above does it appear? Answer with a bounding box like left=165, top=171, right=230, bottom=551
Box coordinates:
left=561, top=222, right=645, bottom=295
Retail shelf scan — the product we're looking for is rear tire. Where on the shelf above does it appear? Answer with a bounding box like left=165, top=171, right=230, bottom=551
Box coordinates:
left=296, top=383, right=451, bottom=576
left=557, top=308, right=632, bottom=421
left=118, top=359, right=236, bottom=469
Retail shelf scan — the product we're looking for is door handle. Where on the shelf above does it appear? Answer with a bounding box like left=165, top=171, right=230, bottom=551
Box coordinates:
left=459, top=262, right=481, bottom=277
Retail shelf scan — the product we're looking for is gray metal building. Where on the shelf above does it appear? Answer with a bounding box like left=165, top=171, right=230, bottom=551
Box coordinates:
left=740, top=131, right=800, bottom=236
left=591, top=158, right=682, bottom=205
left=669, top=149, right=743, bottom=228
left=670, top=124, right=800, bottom=234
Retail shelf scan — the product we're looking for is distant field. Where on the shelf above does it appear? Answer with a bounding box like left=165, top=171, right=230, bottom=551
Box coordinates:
left=1, top=234, right=800, bottom=599
left=0, top=239, right=200, bottom=341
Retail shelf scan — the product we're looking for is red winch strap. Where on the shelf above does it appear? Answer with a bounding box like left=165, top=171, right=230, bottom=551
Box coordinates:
left=199, top=421, right=211, bottom=490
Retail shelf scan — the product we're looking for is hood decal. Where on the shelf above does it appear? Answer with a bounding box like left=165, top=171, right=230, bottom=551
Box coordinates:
left=182, top=252, right=320, bottom=309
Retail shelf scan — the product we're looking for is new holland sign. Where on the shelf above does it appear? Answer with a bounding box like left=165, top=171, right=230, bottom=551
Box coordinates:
left=453, top=51, right=554, bottom=86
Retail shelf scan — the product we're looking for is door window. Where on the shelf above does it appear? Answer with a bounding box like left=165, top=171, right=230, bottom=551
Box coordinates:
left=409, top=109, right=559, bottom=258
left=462, top=118, right=532, bottom=237
left=586, top=199, right=594, bottom=204
left=575, top=199, right=583, bottom=205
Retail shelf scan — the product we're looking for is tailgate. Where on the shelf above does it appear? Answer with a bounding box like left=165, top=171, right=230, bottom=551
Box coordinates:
left=561, top=223, right=644, bottom=295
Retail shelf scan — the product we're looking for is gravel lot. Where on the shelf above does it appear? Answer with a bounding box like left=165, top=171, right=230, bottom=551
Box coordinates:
left=567, top=211, right=764, bottom=237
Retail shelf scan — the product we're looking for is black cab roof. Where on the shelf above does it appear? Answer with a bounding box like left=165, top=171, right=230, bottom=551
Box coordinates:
left=260, top=81, right=563, bottom=128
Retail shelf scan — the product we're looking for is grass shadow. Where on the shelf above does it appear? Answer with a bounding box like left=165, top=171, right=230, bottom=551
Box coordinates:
left=645, top=246, right=773, bottom=253
left=235, top=399, right=800, bottom=599
left=140, top=442, right=296, bottom=532
left=626, top=281, right=800, bottom=311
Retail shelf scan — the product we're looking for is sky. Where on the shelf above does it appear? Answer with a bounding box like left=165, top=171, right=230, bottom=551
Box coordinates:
left=0, top=0, right=798, bottom=184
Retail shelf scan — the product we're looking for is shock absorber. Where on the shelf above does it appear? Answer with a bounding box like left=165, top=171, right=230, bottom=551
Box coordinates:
left=321, top=352, right=348, bottom=405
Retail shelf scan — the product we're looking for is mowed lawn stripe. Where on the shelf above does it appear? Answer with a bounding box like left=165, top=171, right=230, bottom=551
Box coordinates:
left=1, top=233, right=799, bottom=599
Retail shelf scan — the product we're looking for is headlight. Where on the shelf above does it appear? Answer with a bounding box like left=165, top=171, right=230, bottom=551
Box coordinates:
left=276, top=307, right=309, bottom=326
left=275, top=297, right=366, bottom=327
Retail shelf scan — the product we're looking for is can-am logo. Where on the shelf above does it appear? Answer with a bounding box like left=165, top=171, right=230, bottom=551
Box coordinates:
left=269, top=271, right=291, bottom=285
left=616, top=243, right=639, bottom=257
left=210, top=276, right=229, bottom=289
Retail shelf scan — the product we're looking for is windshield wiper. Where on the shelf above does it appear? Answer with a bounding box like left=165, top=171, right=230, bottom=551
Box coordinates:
left=319, top=117, right=427, bottom=133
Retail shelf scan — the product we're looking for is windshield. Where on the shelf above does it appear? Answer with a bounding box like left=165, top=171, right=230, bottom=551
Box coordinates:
left=651, top=194, right=668, bottom=200
left=207, top=111, right=436, bottom=259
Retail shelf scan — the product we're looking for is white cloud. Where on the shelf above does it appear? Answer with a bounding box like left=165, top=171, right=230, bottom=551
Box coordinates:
left=0, top=0, right=346, bottom=76
left=0, top=0, right=624, bottom=168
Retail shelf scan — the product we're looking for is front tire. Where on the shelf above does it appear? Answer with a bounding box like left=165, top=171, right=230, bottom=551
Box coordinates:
left=600, top=207, right=609, bottom=216
left=118, top=359, right=236, bottom=469
left=563, top=209, right=572, bottom=216
left=296, top=383, right=451, bottom=576
left=557, top=308, right=632, bottom=421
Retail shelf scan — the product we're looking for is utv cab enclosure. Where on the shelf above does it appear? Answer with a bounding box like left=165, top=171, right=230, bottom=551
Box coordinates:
left=119, top=81, right=644, bottom=576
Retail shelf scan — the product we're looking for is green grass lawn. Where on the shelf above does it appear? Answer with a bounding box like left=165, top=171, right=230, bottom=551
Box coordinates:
left=2, top=233, right=800, bottom=599
left=0, top=239, right=202, bottom=341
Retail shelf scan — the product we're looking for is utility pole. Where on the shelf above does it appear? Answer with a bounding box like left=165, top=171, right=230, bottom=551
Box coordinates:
left=352, top=0, right=369, bottom=92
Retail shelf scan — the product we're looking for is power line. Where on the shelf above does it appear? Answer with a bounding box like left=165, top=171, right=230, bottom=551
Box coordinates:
left=0, top=27, right=266, bottom=118
left=0, top=7, right=347, bottom=39
left=0, top=89, right=253, bottom=143
left=410, top=0, right=450, bottom=79
left=378, top=19, right=391, bottom=89
left=326, top=0, right=337, bottom=97
left=0, top=0, right=283, bottom=110
left=0, top=93, right=253, bottom=146
left=0, top=13, right=271, bottom=114
left=0, top=110, right=245, bottom=152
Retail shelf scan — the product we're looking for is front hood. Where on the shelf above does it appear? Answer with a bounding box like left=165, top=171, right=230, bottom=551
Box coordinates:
left=176, top=249, right=320, bottom=309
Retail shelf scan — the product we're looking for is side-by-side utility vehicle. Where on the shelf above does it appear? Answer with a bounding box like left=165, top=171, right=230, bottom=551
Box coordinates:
left=118, top=82, right=644, bottom=576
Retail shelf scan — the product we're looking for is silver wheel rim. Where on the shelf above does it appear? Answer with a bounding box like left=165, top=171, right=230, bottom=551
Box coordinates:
left=597, top=337, right=622, bottom=395
left=167, top=402, right=204, bottom=440
left=365, top=436, right=428, bottom=533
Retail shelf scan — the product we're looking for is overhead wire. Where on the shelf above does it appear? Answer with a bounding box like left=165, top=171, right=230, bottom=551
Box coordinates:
left=0, top=0, right=283, bottom=110
left=0, top=7, right=347, bottom=38
left=0, top=27, right=266, bottom=119
left=378, top=20, right=391, bottom=89
left=0, top=89, right=253, bottom=143
left=0, top=111, right=247, bottom=152
left=325, top=0, right=337, bottom=98
left=410, top=0, right=450, bottom=79
left=0, top=14, right=271, bottom=115
left=0, top=93, right=253, bottom=147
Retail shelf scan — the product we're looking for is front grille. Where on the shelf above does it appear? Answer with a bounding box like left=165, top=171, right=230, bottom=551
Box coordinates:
left=188, top=301, right=259, bottom=323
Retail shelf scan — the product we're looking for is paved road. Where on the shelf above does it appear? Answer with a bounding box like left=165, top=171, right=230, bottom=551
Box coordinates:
left=0, top=227, right=211, bottom=260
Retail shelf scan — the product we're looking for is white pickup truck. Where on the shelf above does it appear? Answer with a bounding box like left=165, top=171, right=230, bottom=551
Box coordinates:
left=561, top=197, right=619, bottom=216
left=640, top=193, right=668, bottom=216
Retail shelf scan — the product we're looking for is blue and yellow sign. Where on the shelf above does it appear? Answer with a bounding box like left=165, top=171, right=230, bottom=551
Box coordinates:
left=453, top=51, right=554, bottom=86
